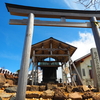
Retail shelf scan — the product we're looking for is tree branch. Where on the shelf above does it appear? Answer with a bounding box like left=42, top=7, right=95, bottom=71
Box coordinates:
left=76, top=0, right=100, bottom=9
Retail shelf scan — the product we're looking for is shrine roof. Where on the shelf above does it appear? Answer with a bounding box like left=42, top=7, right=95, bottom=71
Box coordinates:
left=31, top=37, right=77, bottom=62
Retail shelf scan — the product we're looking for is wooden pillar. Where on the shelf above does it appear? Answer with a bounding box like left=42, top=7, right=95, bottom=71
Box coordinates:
left=68, top=51, right=73, bottom=84
left=32, top=63, right=35, bottom=85
left=16, top=13, right=34, bottom=100
left=35, top=62, right=38, bottom=84
left=61, top=63, right=64, bottom=87
left=50, top=41, right=52, bottom=55
left=68, top=51, right=83, bottom=85
left=90, top=17, right=100, bottom=61
left=70, top=60, right=83, bottom=85
left=34, top=65, right=37, bottom=85
left=34, top=63, right=38, bottom=85
left=32, top=50, right=35, bottom=63
left=32, top=50, right=35, bottom=85
left=64, top=62, right=67, bottom=85
left=36, top=64, right=38, bottom=84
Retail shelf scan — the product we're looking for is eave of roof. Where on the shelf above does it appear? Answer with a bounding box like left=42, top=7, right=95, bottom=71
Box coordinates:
left=32, top=37, right=77, bottom=49
left=74, top=53, right=91, bottom=63
left=31, top=37, right=77, bottom=62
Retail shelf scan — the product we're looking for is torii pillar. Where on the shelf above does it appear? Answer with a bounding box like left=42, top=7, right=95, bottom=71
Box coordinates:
left=90, top=17, right=100, bottom=91
left=90, top=17, right=100, bottom=60
left=16, top=13, right=34, bottom=100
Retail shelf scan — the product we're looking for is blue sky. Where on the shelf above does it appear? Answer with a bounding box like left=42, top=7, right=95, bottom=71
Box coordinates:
left=0, top=0, right=96, bottom=73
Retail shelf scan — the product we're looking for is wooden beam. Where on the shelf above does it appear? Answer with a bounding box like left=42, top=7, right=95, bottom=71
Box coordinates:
left=35, top=54, right=68, bottom=56
left=36, top=58, right=62, bottom=62
left=38, top=61, right=60, bottom=62
left=6, top=3, right=100, bottom=20
left=37, top=65, right=61, bottom=67
left=33, top=48, right=68, bottom=51
left=9, top=19, right=94, bottom=28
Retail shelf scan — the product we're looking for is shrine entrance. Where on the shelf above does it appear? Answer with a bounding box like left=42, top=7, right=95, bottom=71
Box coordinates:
left=6, top=3, right=100, bottom=99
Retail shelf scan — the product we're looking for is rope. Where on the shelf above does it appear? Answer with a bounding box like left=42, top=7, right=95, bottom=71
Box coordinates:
left=93, top=21, right=100, bottom=27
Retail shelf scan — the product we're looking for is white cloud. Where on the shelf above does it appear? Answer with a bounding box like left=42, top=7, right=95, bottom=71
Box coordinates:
left=67, top=32, right=96, bottom=60
left=57, top=32, right=96, bottom=80
left=63, top=0, right=96, bottom=10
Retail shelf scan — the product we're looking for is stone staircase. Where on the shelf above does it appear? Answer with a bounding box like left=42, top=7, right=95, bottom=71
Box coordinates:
left=0, top=73, right=99, bottom=100
left=0, top=83, right=99, bottom=100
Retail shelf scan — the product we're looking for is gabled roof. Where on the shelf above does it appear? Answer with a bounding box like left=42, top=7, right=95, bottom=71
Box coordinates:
left=74, top=53, right=91, bottom=64
left=31, top=37, right=77, bottom=62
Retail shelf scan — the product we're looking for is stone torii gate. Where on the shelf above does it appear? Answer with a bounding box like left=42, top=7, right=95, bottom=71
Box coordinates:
left=6, top=3, right=100, bottom=100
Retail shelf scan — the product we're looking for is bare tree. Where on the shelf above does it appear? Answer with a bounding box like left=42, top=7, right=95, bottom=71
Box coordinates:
left=76, top=0, right=100, bottom=9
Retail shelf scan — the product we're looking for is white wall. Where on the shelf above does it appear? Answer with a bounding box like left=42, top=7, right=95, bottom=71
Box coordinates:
left=80, top=56, right=91, bottom=79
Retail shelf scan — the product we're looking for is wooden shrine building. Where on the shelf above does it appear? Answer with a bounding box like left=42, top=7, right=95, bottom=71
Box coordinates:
left=30, top=37, right=77, bottom=83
